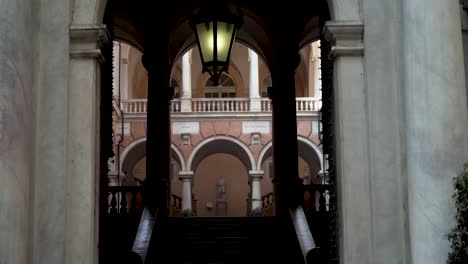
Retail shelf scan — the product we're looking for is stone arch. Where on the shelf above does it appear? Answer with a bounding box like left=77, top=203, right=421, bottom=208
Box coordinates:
left=297, top=136, right=323, bottom=173
left=187, top=136, right=255, bottom=173
left=170, top=144, right=186, bottom=171
left=120, top=138, right=187, bottom=175
left=257, top=137, right=323, bottom=172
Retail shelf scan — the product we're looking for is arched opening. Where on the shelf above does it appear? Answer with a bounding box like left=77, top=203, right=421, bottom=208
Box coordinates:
left=258, top=138, right=323, bottom=184
left=187, top=136, right=255, bottom=216
left=100, top=0, right=338, bottom=262
left=204, top=72, right=236, bottom=98
left=119, top=139, right=186, bottom=186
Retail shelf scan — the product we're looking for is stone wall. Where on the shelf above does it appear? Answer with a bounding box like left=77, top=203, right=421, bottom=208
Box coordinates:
left=0, top=0, right=38, bottom=263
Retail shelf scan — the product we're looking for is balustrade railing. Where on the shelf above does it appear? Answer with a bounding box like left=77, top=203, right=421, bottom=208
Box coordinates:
left=296, top=97, right=322, bottom=111
left=170, top=194, right=182, bottom=216
left=169, top=194, right=197, bottom=216
left=261, top=98, right=272, bottom=111
left=108, top=186, right=143, bottom=215
left=118, top=97, right=321, bottom=114
left=121, top=99, right=148, bottom=113
left=301, top=184, right=331, bottom=259
left=246, top=192, right=275, bottom=216
left=105, top=186, right=144, bottom=261
left=302, top=184, right=329, bottom=214
left=191, top=98, right=250, bottom=112
left=170, top=99, right=181, bottom=112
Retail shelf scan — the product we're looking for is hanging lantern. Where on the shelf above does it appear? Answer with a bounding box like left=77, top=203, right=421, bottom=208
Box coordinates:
left=191, top=6, right=242, bottom=85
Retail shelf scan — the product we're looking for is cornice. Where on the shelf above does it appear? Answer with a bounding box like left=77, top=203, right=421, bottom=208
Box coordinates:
left=323, top=21, right=364, bottom=58
left=70, top=24, right=110, bottom=63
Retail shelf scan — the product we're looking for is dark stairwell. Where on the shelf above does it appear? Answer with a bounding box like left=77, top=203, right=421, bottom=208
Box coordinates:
left=144, top=216, right=305, bottom=264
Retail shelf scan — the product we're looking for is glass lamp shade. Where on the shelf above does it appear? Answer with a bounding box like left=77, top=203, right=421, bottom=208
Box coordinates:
left=192, top=12, right=239, bottom=84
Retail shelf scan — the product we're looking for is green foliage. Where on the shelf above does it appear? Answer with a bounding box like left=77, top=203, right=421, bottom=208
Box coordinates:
left=180, top=209, right=196, bottom=217
left=447, top=162, right=468, bottom=264
left=249, top=207, right=265, bottom=217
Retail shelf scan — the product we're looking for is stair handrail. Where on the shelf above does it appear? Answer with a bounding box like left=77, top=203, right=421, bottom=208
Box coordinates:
left=289, top=205, right=320, bottom=263
left=132, top=207, right=157, bottom=263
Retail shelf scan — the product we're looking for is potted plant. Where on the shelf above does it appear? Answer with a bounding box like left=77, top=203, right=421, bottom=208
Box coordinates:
left=180, top=209, right=197, bottom=217
left=249, top=207, right=265, bottom=217
left=447, top=162, right=468, bottom=264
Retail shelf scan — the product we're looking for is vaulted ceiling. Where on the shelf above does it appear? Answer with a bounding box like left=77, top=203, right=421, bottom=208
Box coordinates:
left=106, top=0, right=329, bottom=66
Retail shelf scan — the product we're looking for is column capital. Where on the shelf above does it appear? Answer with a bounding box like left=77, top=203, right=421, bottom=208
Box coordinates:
left=248, top=48, right=257, bottom=62
left=179, top=171, right=194, bottom=181
left=249, top=170, right=264, bottom=180
left=70, top=24, right=110, bottom=63
left=323, top=21, right=364, bottom=58
left=186, top=49, right=193, bottom=64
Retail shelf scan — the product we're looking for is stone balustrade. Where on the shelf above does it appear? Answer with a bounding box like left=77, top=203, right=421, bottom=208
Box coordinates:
left=117, top=97, right=321, bottom=115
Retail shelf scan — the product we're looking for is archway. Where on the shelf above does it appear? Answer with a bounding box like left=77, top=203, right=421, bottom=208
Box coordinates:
left=187, top=136, right=255, bottom=216
left=257, top=137, right=323, bottom=176
left=120, top=138, right=186, bottom=184
left=92, top=0, right=354, bottom=262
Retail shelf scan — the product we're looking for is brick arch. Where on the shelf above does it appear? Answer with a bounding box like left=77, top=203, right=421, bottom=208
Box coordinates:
left=120, top=138, right=187, bottom=173
left=256, top=136, right=323, bottom=172
left=187, top=135, right=255, bottom=173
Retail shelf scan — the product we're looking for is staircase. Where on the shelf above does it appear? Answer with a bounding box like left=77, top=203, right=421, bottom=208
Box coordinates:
left=145, top=216, right=305, bottom=264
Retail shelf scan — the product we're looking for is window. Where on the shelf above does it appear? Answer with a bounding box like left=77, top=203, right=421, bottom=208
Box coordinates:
left=261, top=74, right=272, bottom=97
left=170, top=78, right=180, bottom=98
left=204, top=73, right=236, bottom=98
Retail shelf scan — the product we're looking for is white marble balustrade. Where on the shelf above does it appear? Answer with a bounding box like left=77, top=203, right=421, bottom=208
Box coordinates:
left=119, top=97, right=321, bottom=114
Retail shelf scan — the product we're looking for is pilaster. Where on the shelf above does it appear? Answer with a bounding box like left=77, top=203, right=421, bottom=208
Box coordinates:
left=323, top=21, right=372, bottom=264
left=67, top=24, right=109, bottom=264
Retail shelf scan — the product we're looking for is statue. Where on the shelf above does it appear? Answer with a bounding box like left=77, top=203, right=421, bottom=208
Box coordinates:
left=217, top=176, right=226, bottom=201
left=216, top=176, right=227, bottom=216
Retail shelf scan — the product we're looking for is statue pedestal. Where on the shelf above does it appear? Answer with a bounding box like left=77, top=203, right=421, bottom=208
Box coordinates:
left=216, top=200, right=227, bottom=216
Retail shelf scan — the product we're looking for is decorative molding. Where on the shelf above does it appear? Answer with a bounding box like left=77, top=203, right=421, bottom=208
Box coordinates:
left=70, top=24, right=110, bottom=62
left=179, top=171, right=194, bottom=181
left=248, top=170, right=264, bottom=180
left=251, top=133, right=261, bottom=145
left=181, top=133, right=191, bottom=145
left=323, top=21, right=364, bottom=58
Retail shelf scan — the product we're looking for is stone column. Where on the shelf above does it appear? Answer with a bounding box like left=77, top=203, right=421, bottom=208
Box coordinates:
left=179, top=171, right=193, bottom=211
left=68, top=24, right=110, bottom=264
left=248, top=49, right=261, bottom=111
left=269, top=40, right=302, bottom=215
left=324, top=21, right=372, bottom=263
left=142, top=41, right=172, bottom=215
left=404, top=1, right=468, bottom=263
left=112, top=41, right=121, bottom=98
left=311, top=41, right=321, bottom=99
left=249, top=171, right=264, bottom=210
left=119, top=44, right=129, bottom=100
left=181, top=50, right=192, bottom=112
